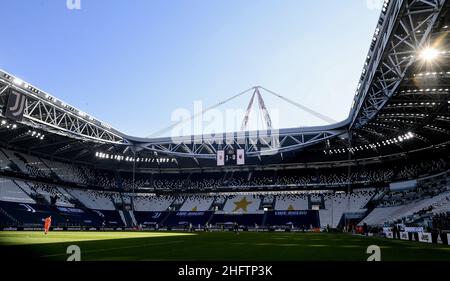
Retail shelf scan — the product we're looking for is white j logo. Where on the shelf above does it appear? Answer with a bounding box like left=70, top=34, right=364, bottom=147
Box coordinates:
left=9, top=92, right=25, bottom=117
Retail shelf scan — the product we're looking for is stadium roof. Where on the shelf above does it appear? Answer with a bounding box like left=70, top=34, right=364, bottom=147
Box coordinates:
left=0, top=0, right=449, bottom=170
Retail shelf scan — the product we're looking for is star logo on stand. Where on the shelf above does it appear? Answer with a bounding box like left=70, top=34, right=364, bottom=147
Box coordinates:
left=232, top=197, right=252, bottom=212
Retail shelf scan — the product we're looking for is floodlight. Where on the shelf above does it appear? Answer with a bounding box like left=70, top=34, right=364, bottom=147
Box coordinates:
left=420, top=47, right=439, bottom=61
left=13, top=78, right=23, bottom=86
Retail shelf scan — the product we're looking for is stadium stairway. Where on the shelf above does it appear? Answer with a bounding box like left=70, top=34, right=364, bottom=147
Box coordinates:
left=159, top=212, right=172, bottom=226
left=115, top=171, right=121, bottom=189
left=128, top=210, right=138, bottom=226
left=184, top=173, right=193, bottom=189
left=262, top=211, right=268, bottom=226
left=14, top=181, right=48, bottom=205
left=205, top=211, right=215, bottom=225
left=356, top=189, right=386, bottom=225
left=117, top=210, right=130, bottom=227
left=0, top=149, right=22, bottom=174
left=60, top=187, right=111, bottom=224
left=36, top=156, right=58, bottom=180
left=120, top=209, right=136, bottom=227
left=258, top=196, right=265, bottom=211
left=168, top=197, right=186, bottom=211
left=221, top=171, right=229, bottom=184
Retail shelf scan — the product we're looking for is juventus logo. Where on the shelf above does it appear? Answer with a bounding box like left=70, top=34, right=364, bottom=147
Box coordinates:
left=5, top=90, right=26, bottom=121
left=152, top=212, right=162, bottom=219
left=93, top=210, right=105, bottom=217
left=19, top=204, right=36, bottom=213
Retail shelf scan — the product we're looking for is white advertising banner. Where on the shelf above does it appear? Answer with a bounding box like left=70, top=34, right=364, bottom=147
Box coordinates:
left=400, top=232, right=409, bottom=240
left=236, top=149, right=245, bottom=165
left=404, top=227, right=423, bottom=233
left=385, top=231, right=394, bottom=239
left=389, top=180, right=417, bottom=191
left=447, top=234, right=450, bottom=246
left=418, top=232, right=432, bottom=243
left=217, top=150, right=224, bottom=166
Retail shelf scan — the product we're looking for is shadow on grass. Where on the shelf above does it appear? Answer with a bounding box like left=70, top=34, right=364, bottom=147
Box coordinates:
left=1, top=232, right=449, bottom=261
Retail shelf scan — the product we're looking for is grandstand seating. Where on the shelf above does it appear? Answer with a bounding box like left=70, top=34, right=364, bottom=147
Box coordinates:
left=1, top=149, right=28, bottom=174
left=41, top=159, right=85, bottom=184
left=0, top=179, right=35, bottom=204
left=275, top=194, right=308, bottom=210
left=361, top=191, right=450, bottom=226
left=1, top=179, right=449, bottom=229
left=179, top=196, right=214, bottom=211
left=13, top=181, right=37, bottom=200
left=0, top=151, right=12, bottom=171
left=20, top=154, right=52, bottom=178
left=67, top=189, right=116, bottom=210
left=28, top=183, right=74, bottom=207
left=98, top=158, right=445, bottom=192
left=0, top=152, right=448, bottom=231
left=132, top=194, right=174, bottom=211
left=318, top=190, right=374, bottom=228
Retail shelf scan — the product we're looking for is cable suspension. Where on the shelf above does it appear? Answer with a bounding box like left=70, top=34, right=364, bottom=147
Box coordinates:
left=146, top=87, right=255, bottom=138
left=147, top=86, right=337, bottom=138
left=259, top=86, right=337, bottom=125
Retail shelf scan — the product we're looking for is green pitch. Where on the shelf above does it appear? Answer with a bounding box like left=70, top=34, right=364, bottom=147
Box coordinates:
left=1, top=231, right=449, bottom=261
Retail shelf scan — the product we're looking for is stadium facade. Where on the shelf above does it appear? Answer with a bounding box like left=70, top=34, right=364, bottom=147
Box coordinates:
left=0, top=0, right=449, bottom=238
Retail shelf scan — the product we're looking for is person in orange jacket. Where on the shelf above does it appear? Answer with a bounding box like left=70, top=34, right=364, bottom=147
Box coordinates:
left=44, top=216, right=52, bottom=235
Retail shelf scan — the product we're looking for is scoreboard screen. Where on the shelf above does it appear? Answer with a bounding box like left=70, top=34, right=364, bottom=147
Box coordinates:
left=217, top=149, right=245, bottom=166
left=224, top=148, right=236, bottom=165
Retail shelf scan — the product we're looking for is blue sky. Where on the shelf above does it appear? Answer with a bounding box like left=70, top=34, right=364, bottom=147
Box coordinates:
left=1, top=0, right=383, bottom=137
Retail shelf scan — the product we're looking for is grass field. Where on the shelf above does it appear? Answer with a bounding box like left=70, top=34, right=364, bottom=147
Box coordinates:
left=1, top=231, right=449, bottom=261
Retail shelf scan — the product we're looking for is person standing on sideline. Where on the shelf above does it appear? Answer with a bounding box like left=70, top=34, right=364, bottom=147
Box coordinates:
left=234, top=222, right=239, bottom=235
left=44, top=216, right=52, bottom=235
